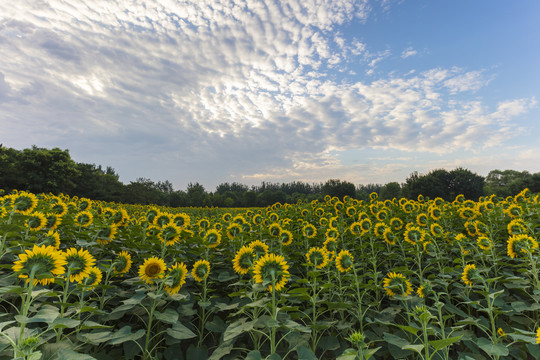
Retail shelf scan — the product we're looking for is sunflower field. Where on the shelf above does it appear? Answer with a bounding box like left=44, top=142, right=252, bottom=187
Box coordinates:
left=1, top=189, right=540, bottom=360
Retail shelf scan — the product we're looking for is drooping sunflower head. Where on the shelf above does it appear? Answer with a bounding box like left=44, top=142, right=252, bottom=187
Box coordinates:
left=63, top=247, right=96, bottom=283
left=252, top=214, right=263, bottom=225
left=280, top=230, right=293, bottom=246
left=359, top=218, right=372, bottom=235
left=389, top=217, right=404, bottom=231
left=305, top=247, right=329, bottom=269
left=335, top=249, right=354, bottom=273
left=416, top=213, right=428, bottom=227
left=197, top=218, right=210, bottom=230
left=505, top=204, right=522, bottom=219
left=507, top=219, right=527, bottom=235
left=477, top=236, right=492, bottom=251
left=159, top=224, right=182, bottom=246
left=302, top=223, right=317, bottom=238
left=268, top=223, right=282, bottom=237
left=203, top=229, right=222, bottom=248
left=323, top=237, right=338, bottom=254
left=383, top=228, right=396, bottom=245
left=50, top=201, right=68, bottom=217
left=96, top=224, right=118, bottom=245
left=146, top=208, right=159, bottom=223
left=226, top=223, right=243, bottom=239
left=26, top=212, right=47, bottom=231
left=40, top=230, right=61, bottom=249
left=464, top=221, right=477, bottom=237
left=232, top=246, right=255, bottom=275
left=138, top=256, right=166, bottom=284
left=82, top=266, right=103, bottom=288
left=248, top=240, right=269, bottom=258
left=173, top=213, right=190, bottom=228
left=113, top=251, right=132, bottom=276
left=45, top=213, right=62, bottom=230
left=461, top=264, right=478, bottom=287
left=153, top=212, right=172, bottom=228
left=12, top=244, right=66, bottom=286
left=404, top=227, right=426, bottom=245
left=374, top=223, right=387, bottom=238
left=165, top=262, right=188, bottom=295
left=253, top=253, right=290, bottom=292
left=191, top=259, right=210, bottom=282
left=13, top=192, right=38, bottom=215
left=345, top=206, right=356, bottom=217
left=325, top=227, right=339, bottom=240
left=74, top=211, right=93, bottom=228
left=383, top=272, right=413, bottom=298
left=430, top=223, right=444, bottom=238
left=507, top=234, right=538, bottom=259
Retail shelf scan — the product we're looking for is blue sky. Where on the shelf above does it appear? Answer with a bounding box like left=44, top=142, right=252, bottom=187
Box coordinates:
left=1, top=0, right=539, bottom=191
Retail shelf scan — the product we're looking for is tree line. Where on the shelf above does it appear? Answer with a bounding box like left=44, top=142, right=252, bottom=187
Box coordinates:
left=1, top=145, right=539, bottom=207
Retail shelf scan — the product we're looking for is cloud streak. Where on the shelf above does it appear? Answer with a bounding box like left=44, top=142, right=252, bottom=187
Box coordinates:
left=0, top=0, right=536, bottom=188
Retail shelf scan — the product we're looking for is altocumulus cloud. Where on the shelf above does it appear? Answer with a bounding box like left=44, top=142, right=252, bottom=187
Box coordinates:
left=0, top=0, right=536, bottom=188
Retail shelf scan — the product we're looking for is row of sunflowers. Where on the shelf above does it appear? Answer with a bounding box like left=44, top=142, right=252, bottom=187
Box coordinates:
left=0, top=189, right=539, bottom=359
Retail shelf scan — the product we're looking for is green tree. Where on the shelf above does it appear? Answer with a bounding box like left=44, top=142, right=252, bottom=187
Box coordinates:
left=322, top=179, right=356, bottom=200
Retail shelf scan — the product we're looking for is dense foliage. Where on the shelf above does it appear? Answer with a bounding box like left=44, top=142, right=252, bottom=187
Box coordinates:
left=1, top=188, right=539, bottom=359
left=2, top=145, right=540, bottom=208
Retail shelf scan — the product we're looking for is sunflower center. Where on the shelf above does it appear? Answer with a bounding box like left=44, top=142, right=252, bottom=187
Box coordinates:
left=145, top=263, right=162, bottom=277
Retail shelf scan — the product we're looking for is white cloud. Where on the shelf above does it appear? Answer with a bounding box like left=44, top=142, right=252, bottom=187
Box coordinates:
left=0, top=0, right=536, bottom=188
left=401, top=46, right=417, bottom=58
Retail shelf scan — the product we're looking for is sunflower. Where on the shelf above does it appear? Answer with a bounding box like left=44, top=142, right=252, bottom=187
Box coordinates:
left=159, top=224, right=182, bottom=246
left=302, top=223, right=317, bottom=238
left=507, top=219, right=527, bottom=235
left=173, top=213, right=190, bottom=228
left=253, top=253, right=290, bottom=292
left=96, top=224, right=118, bottom=245
left=13, top=192, right=38, bottom=215
left=416, top=213, right=428, bottom=227
left=154, top=212, right=172, bottom=227
left=192, top=259, right=210, bottom=282
left=252, top=214, right=263, bottom=225
left=249, top=240, right=269, bottom=258
left=345, top=206, right=356, bottom=217
left=113, top=251, right=132, bottom=276
left=74, top=210, right=93, bottom=228
left=232, top=246, right=255, bottom=275
left=139, top=257, right=166, bottom=284
left=268, top=223, right=282, bottom=237
left=335, top=250, right=354, bottom=273
left=268, top=212, right=279, bottom=222
left=26, top=212, right=47, bottom=231
left=203, top=229, right=222, bottom=248
left=50, top=201, right=68, bottom=217
left=461, top=264, right=477, bottom=287
left=78, top=198, right=92, bottom=211
left=504, top=204, right=521, bottom=218
left=374, top=223, right=387, bottom=237
left=323, top=237, right=338, bottom=255
left=416, top=286, right=425, bottom=299
left=369, top=192, right=378, bottom=201
left=325, top=227, right=339, bottom=240
left=404, top=227, right=426, bottom=245
left=226, top=223, right=243, bottom=239
left=497, top=328, right=506, bottom=337
left=197, top=218, right=210, bottom=230
left=376, top=209, right=388, bottom=222
left=12, top=245, right=66, bottom=285
left=63, top=248, right=96, bottom=283
left=401, top=201, right=414, bottom=214
left=280, top=229, right=293, bottom=246
left=536, top=327, right=540, bottom=344
left=477, top=236, right=492, bottom=251
left=165, top=262, right=188, bottom=295
left=45, top=213, right=62, bottom=230
left=430, top=223, right=444, bottom=238
left=383, top=272, right=413, bottom=298
left=146, top=208, right=159, bottom=223
left=82, top=266, right=103, bottom=288
left=464, top=221, right=477, bottom=237
left=306, top=247, right=329, bottom=269
left=383, top=228, right=396, bottom=245
left=429, top=206, right=442, bottom=221
left=389, top=217, right=404, bottom=231
left=507, top=234, right=538, bottom=259
left=458, top=207, right=477, bottom=220
left=40, top=230, right=61, bottom=249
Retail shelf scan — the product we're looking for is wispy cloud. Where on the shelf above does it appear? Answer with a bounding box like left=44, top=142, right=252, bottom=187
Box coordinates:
left=401, top=46, right=417, bottom=58
left=0, top=0, right=536, bottom=188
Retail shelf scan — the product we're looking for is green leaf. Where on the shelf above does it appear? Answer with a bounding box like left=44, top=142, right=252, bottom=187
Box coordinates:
left=206, top=315, right=227, bottom=333
left=402, top=344, right=424, bottom=354
left=476, top=337, right=509, bottom=356
left=395, top=324, right=420, bottom=335
left=208, top=339, right=234, bottom=360
left=266, top=353, right=282, bottom=360
left=27, top=352, right=42, bottom=360
left=107, top=326, right=145, bottom=345
left=186, top=345, right=208, bottom=360
left=77, top=331, right=112, bottom=345
left=223, top=319, right=255, bottom=342
left=336, top=349, right=357, bottom=360
left=296, top=345, right=317, bottom=360
left=282, top=320, right=311, bottom=333
left=58, top=348, right=97, bottom=360
left=318, top=336, right=340, bottom=351
left=429, top=336, right=462, bottom=351
left=15, top=305, right=59, bottom=324
left=245, top=350, right=263, bottom=360
left=363, top=346, right=382, bottom=359
left=166, top=322, right=197, bottom=340
left=154, top=308, right=179, bottom=324
left=51, top=318, right=81, bottom=329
